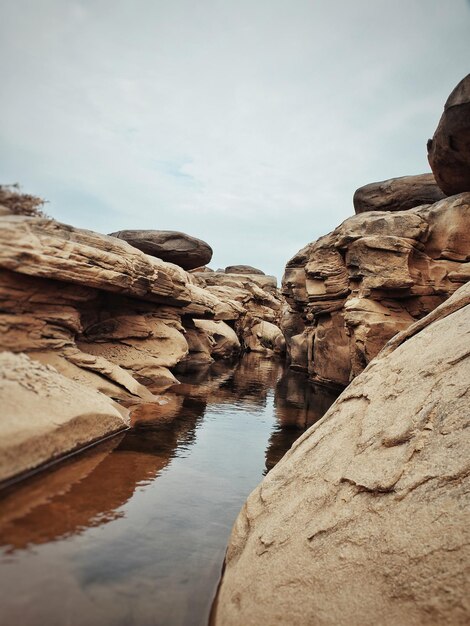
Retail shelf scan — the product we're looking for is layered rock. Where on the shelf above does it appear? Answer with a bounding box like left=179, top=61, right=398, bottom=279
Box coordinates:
left=353, top=173, right=445, bottom=213
left=0, top=352, right=129, bottom=483
left=0, top=214, right=289, bottom=480
left=282, top=194, right=470, bottom=386
left=191, top=270, right=285, bottom=356
left=428, top=74, right=470, bottom=195
left=214, top=282, right=470, bottom=626
left=109, top=229, right=213, bottom=270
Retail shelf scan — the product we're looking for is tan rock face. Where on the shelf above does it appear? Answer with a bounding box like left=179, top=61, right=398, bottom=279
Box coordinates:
left=353, top=173, right=445, bottom=214
left=0, top=213, right=287, bottom=481
left=0, top=353, right=129, bottom=483
left=192, top=271, right=285, bottom=355
left=0, top=217, right=235, bottom=394
left=214, top=282, right=470, bottom=626
left=109, top=229, right=213, bottom=270
left=282, top=194, right=470, bottom=386
left=428, top=74, right=470, bottom=195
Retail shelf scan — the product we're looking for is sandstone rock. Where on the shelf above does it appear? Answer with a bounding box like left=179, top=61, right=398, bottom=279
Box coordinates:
left=225, top=265, right=265, bottom=275
left=215, top=282, right=470, bottom=626
left=193, top=320, right=241, bottom=359
left=109, top=229, right=213, bottom=270
left=428, top=74, right=470, bottom=195
left=244, top=320, right=286, bottom=355
left=0, top=216, right=230, bottom=397
left=282, top=193, right=470, bottom=386
left=353, top=173, right=445, bottom=213
left=0, top=352, right=129, bottom=483
left=196, top=271, right=278, bottom=293
left=191, top=270, right=285, bottom=355
left=0, top=216, right=194, bottom=305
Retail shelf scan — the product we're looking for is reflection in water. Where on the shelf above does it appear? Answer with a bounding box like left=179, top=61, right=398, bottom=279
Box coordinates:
left=0, top=354, right=338, bottom=626
left=266, top=369, right=339, bottom=472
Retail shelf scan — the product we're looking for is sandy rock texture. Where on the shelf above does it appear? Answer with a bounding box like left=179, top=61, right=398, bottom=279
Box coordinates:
left=282, top=193, right=470, bottom=386
left=353, top=173, right=445, bottom=214
left=0, top=213, right=289, bottom=480
left=109, top=229, right=213, bottom=270
left=428, top=74, right=470, bottom=195
left=214, top=282, right=470, bottom=626
left=191, top=270, right=285, bottom=355
left=0, top=352, right=129, bottom=483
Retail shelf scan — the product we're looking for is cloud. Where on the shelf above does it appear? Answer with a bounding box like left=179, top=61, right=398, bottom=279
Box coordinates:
left=1, top=0, right=469, bottom=279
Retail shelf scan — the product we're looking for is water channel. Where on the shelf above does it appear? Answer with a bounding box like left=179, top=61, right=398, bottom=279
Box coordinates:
left=0, top=354, right=338, bottom=626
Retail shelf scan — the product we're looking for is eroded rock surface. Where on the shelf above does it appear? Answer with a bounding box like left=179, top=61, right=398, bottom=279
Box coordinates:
left=191, top=270, right=285, bottom=355
left=109, top=229, right=213, bottom=270
left=0, top=353, right=129, bottom=483
left=282, top=193, right=470, bottom=386
left=353, top=173, right=445, bottom=213
left=215, top=282, right=470, bottom=626
left=0, top=213, right=289, bottom=480
left=428, top=74, right=470, bottom=195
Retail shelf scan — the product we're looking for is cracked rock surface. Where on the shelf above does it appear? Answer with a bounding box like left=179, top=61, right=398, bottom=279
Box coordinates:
left=214, top=281, right=470, bottom=626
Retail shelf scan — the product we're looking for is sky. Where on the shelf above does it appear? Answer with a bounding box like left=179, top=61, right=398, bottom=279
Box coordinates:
left=1, top=0, right=470, bottom=280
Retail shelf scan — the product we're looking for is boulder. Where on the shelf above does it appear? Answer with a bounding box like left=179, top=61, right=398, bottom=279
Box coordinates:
left=244, top=320, right=286, bottom=355
left=282, top=193, right=470, bottom=386
left=0, top=352, right=129, bottom=483
left=191, top=270, right=284, bottom=354
left=109, top=229, right=213, bottom=270
left=428, top=74, right=470, bottom=195
left=353, top=173, right=445, bottom=213
left=214, top=282, right=470, bottom=626
left=225, top=265, right=265, bottom=275
left=193, top=320, right=241, bottom=359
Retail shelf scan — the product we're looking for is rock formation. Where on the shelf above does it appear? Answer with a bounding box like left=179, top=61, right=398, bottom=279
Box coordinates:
left=214, top=282, right=470, bottom=626
left=191, top=269, right=285, bottom=355
left=428, top=74, right=470, bottom=195
left=0, top=211, right=286, bottom=481
left=0, top=352, right=128, bottom=483
left=109, top=229, right=213, bottom=270
left=225, top=265, right=265, bottom=275
left=353, top=173, right=445, bottom=213
left=282, top=193, right=470, bottom=387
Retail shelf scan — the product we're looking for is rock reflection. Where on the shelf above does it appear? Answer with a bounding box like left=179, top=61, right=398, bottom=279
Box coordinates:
left=265, top=369, right=339, bottom=472
left=0, top=356, right=338, bottom=552
left=0, top=354, right=339, bottom=626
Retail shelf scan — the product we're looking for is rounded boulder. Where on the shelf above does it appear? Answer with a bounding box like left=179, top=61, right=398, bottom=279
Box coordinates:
left=109, top=230, right=213, bottom=271
left=427, top=74, right=470, bottom=195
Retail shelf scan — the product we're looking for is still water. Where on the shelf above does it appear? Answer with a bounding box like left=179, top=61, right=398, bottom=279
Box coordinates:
left=0, top=354, right=338, bottom=626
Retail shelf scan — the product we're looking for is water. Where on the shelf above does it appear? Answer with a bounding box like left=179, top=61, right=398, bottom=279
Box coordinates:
left=0, top=354, right=338, bottom=626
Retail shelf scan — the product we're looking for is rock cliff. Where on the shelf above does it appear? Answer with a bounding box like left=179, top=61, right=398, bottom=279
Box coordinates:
left=282, top=193, right=470, bottom=387
left=214, top=281, right=470, bottom=626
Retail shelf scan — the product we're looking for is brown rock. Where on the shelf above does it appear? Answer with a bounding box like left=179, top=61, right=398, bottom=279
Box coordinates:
left=191, top=270, right=285, bottom=355
left=193, top=320, right=241, bottom=359
left=244, top=320, right=286, bottom=355
left=215, top=282, right=470, bottom=626
left=109, top=229, right=213, bottom=270
left=0, top=352, right=129, bottom=483
left=225, top=265, right=265, bottom=275
left=428, top=74, right=470, bottom=195
left=282, top=193, right=470, bottom=386
left=353, top=173, right=445, bottom=214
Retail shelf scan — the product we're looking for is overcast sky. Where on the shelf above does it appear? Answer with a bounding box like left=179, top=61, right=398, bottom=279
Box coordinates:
left=1, top=1, right=469, bottom=279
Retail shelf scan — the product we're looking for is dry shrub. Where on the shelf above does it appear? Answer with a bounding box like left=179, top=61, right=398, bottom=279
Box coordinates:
left=0, top=184, right=48, bottom=217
